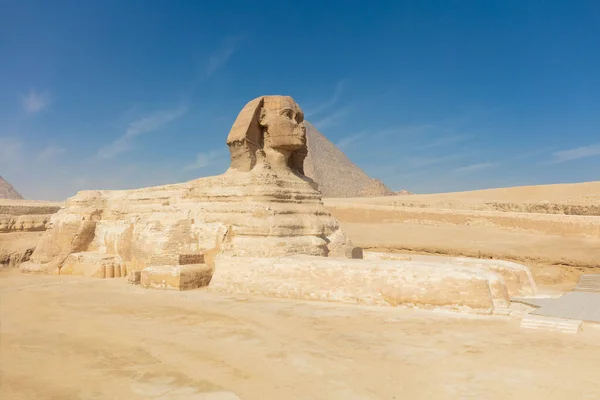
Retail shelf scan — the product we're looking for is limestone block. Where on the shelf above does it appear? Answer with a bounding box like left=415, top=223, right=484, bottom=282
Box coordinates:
left=326, top=229, right=363, bottom=259
left=520, top=314, right=582, bottom=334
left=140, top=264, right=213, bottom=291
left=210, top=255, right=510, bottom=314
left=148, top=253, right=206, bottom=266
left=60, top=252, right=123, bottom=279
left=363, top=252, right=537, bottom=297
left=127, top=270, right=141, bottom=285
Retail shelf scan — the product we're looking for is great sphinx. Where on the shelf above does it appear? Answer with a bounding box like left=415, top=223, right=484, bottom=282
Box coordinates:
left=22, top=96, right=360, bottom=277
left=22, top=95, right=535, bottom=314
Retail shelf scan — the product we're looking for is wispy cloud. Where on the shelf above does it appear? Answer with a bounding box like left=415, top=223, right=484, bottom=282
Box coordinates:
left=206, top=37, right=241, bottom=77
left=513, top=146, right=554, bottom=161
left=184, top=150, right=225, bottom=170
left=97, top=105, right=188, bottom=159
left=21, top=90, right=50, bottom=114
left=454, top=162, right=496, bottom=173
left=305, top=81, right=347, bottom=116
left=372, top=124, right=436, bottom=139
left=405, top=152, right=467, bottom=169
left=37, top=145, right=66, bottom=161
left=417, top=134, right=471, bottom=149
left=551, top=143, right=600, bottom=164
left=336, top=133, right=364, bottom=150
left=313, top=107, right=351, bottom=130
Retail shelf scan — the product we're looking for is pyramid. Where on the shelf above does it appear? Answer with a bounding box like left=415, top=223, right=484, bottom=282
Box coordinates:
left=303, top=122, right=394, bottom=197
left=0, top=176, right=24, bottom=200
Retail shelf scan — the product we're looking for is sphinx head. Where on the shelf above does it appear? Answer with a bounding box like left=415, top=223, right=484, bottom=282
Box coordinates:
left=226, top=96, right=307, bottom=174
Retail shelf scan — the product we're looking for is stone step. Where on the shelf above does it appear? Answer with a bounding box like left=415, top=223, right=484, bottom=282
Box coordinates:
left=520, top=315, right=582, bottom=334
left=573, top=274, right=600, bottom=293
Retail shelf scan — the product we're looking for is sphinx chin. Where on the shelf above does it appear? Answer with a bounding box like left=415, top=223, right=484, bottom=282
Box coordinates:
left=21, top=95, right=535, bottom=314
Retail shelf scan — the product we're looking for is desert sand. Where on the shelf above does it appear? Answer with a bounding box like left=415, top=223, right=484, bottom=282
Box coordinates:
left=325, top=181, right=600, bottom=286
left=2, top=270, right=600, bottom=400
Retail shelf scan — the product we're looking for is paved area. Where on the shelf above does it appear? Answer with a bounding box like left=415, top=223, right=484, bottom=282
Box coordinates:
left=573, top=274, right=600, bottom=293
left=531, top=292, right=600, bottom=323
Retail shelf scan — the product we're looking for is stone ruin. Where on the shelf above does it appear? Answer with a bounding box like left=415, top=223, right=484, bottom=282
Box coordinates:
left=21, top=95, right=536, bottom=314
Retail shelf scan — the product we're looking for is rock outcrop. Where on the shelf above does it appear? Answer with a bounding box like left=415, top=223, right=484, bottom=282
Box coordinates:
left=303, top=122, right=394, bottom=197
left=0, top=199, right=62, bottom=267
left=0, top=176, right=24, bottom=200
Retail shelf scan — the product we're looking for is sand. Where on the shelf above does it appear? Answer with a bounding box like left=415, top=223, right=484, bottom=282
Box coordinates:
left=327, top=181, right=600, bottom=214
left=324, top=181, right=600, bottom=284
left=1, top=270, right=600, bottom=400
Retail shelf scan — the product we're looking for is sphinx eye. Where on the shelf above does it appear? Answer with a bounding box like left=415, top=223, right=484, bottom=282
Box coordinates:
left=280, top=108, right=294, bottom=118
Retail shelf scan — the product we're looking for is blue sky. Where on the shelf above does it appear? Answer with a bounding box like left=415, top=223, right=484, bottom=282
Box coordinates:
left=1, top=0, right=599, bottom=200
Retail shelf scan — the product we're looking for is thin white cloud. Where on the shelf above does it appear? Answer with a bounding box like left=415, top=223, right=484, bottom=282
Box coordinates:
left=404, top=153, right=467, bottom=169
left=372, top=124, right=436, bottom=139
left=336, top=133, right=364, bottom=150
left=454, top=162, right=496, bottom=173
left=313, top=107, right=351, bottom=130
left=97, top=105, right=188, bottom=159
left=206, top=37, right=240, bottom=76
left=37, top=145, right=66, bottom=161
left=184, top=150, right=225, bottom=170
left=21, top=90, right=51, bottom=114
left=513, top=146, right=554, bottom=161
left=305, top=81, right=347, bottom=116
left=551, top=143, right=600, bottom=163
left=418, top=134, right=471, bottom=149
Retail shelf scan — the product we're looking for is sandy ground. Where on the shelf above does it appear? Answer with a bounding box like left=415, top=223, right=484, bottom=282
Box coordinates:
left=338, top=222, right=599, bottom=284
left=328, top=181, right=600, bottom=212
left=324, top=182, right=600, bottom=282
left=1, top=270, right=600, bottom=400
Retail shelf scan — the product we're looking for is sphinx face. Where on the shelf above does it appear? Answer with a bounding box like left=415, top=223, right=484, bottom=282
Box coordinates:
left=261, top=102, right=307, bottom=151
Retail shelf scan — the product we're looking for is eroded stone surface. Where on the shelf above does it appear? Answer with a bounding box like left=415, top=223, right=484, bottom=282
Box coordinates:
left=141, top=264, right=213, bottom=291
left=0, top=200, right=63, bottom=268
left=363, top=252, right=537, bottom=296
left=210, top=255, right=511, bottom=314
left=61, top=252, right=124, bottom=278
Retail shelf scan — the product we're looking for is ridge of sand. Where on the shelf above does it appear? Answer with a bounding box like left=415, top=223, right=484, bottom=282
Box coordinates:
left=326, top=181, right=600, bottom=215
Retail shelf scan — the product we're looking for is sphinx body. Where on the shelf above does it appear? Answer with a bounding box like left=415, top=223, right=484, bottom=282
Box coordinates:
left=22, top=96, right=359, bottom=278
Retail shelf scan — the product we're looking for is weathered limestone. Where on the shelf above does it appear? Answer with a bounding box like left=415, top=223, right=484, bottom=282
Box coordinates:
left=520, top=315, right=583, bottom=334
left=0, top=214, right=52, bottom=233
left=0, top=200, right=62, bottom=268
left=0, top=200, right=62, bottom=232
left=61, top=252, right=124, bottom=278
left=141, top=264, right=213, bottom=291
left=363, top=252, right=537, bottom=296
left=210, top=255, right=510, bottom=314
left=21, top=95, right=536, bottom=314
